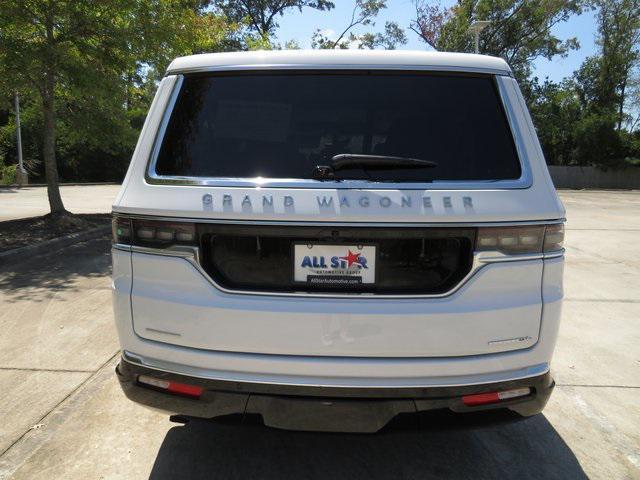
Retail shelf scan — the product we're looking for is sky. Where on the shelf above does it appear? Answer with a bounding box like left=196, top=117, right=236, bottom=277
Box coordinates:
left=275, top=0, right=599, bottom=83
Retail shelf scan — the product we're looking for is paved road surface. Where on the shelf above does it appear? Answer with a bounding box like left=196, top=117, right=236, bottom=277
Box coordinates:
left=0, top=190, right=638, bottom=479
left=0, top=185, right=120, bottom=221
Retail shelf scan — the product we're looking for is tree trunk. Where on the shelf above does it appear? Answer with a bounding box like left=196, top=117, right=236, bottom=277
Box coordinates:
left=42, top=82, right=66, bottom=215
left=617, top=79, right=626, bottom=131
left=42, top=2, right=66, bottom=216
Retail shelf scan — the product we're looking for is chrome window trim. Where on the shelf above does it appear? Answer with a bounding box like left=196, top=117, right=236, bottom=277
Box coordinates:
left=145, top=72, right=533, bottom=190
left=114, top=241, right=563, bottom=300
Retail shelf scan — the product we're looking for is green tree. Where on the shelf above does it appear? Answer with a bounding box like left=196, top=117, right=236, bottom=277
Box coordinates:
left=0, top=0, right=236, bottom=216
left=410, top=0, right=640, bottom=168
left=527, top=78, right=582, bottom=165
left=311, top=0, right=406, bottom=50
left=359, top=21, right=408, bottom=50
left=563, top=0, right=640, bottom=166
left=592, top=0, right=640, bottom=129
left=411, top=0, right=583, bottom=82
left=217, top=0, right=334, bottom=42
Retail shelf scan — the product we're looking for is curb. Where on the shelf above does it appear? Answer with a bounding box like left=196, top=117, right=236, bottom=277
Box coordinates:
left=0, top=225, right=111, bottom=266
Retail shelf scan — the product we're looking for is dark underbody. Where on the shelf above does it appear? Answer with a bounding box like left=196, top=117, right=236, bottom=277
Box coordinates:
left=117, top=358, right=554, bottom=433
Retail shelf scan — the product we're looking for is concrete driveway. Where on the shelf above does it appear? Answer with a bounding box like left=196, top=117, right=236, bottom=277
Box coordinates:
left=0, top=185, right=121, bottom=221
left=0, top=190, right=638, bottom=479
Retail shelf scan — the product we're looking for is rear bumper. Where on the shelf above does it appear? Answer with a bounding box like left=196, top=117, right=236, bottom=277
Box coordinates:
left=116, top=357, right=555, bottom=432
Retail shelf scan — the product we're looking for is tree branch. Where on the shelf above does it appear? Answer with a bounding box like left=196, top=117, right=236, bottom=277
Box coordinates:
left=329, top=3, right=360, bottom=48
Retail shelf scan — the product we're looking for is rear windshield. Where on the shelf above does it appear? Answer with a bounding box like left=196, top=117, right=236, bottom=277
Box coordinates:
left=155, top=72, right=521, bottom=182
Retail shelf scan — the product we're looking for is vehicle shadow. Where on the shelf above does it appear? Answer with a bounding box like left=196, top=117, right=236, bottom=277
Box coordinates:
left=0, top=236, right=111, bottom=302
left=149, top=410, right=587, bottom=480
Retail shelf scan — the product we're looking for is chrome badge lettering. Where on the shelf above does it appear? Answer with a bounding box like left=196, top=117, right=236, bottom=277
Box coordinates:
left=201, top=194, right=473, bottom=211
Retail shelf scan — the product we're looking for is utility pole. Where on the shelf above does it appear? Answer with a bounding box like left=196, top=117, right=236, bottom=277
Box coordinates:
left=14, top=92, right=28, bottom=186
left=468, top=20, right=491, bottom=54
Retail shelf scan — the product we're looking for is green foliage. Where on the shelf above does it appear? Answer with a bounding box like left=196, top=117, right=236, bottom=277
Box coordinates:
left=591, top=0, right=640, bottom=128
left=412, top=0, right=640, bottom=168
left=529, top=0, right=640, bottom=168
left=1, top=0, right=638, bottom=184
left=217, top=0, right=334, bottom=38
left=0, top=1, right=241, bottom=185
left=573, top=112, right=624, bottom=166
left=0, top=163, right=16, bottom=185
left=0, top=94, right=41, bottom=175
left=527, top=69, right=640, bottom=167
left=311, top=0, right=406, bottom=50
left=529, top=75, right=640, bottom=167
left=527, top=78, right=583, bottom=165
left=282, top=39, right=302, bottom=49
left=358, top=22, right=408, bottom=50
left=431, top=0, right=584, bottom=81
left=245, top=34, right=276, bottom=50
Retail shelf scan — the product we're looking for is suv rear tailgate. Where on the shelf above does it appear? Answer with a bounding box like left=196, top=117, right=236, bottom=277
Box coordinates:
left=130, top=252, right=542, bottom=357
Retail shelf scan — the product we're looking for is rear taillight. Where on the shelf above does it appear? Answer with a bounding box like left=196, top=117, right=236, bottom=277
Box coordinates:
left=112, top=216, right=197, bottom=247
left=112, top=217, right=132, bottom=244
left=476, top=224, right=564, bottom=255
left=543, top=223, right=565, bottom=252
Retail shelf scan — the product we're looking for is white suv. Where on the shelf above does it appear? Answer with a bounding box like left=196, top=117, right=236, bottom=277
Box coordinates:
left=112, top=50, right=565, bottom=432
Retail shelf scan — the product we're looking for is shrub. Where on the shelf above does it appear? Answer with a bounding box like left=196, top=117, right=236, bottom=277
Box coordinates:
left=0, top=164, right=16, bottom=185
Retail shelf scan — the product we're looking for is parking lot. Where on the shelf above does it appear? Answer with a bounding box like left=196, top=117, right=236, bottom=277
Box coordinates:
left=0, top=185, right=119, bottom=222
left=0, top=189, right=638, bottom=479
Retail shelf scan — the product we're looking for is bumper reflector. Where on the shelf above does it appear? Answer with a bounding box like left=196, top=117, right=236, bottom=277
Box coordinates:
left=462, top=387, right=531, bottom=406
left=138, top=375, right=203, bottom=399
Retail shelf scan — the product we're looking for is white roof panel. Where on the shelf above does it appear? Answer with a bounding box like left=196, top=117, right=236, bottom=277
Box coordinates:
left=166, top=50, right=511, bottom=75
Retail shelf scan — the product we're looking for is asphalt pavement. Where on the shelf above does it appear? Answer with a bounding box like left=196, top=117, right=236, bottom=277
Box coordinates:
left=0, top=189, right=638, bottom=479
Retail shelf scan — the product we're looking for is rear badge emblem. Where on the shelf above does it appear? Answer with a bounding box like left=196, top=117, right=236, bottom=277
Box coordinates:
left=199, top=193, right=473, bottom=211
left=488, top=336, right=532, bottom=346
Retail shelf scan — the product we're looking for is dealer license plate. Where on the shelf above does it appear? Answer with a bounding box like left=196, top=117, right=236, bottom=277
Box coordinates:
left=293, top=244, right=376, bottom=286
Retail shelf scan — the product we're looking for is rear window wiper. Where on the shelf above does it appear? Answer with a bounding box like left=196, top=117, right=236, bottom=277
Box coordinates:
left=313, top=154, right=438, bottom=180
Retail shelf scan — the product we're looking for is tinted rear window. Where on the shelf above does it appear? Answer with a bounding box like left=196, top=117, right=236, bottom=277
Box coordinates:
left=155, top=72, right=521, bottom=182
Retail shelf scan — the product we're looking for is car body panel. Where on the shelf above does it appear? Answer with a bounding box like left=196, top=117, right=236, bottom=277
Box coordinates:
left=130, top=252, right=542, bottom=357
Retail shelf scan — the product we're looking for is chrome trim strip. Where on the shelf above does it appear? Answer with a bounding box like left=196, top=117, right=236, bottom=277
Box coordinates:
left=144, top=72, right=532, bottom=190
left=122, top=351, right=550, bottom=389
left=479, top=249, right=565, bottom=264
left=111, top=212, right=566, bottom=228
left=116, top=243, right=559, bottom=299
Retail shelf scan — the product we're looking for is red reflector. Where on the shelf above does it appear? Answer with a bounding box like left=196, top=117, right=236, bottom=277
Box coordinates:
left=167, top=381, right=203, bottom=398
left=138, top=375, right=203, bottom=399
left=462, top=392, right=500, bottom=406
left=462, top=388, right=531, bottom=407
